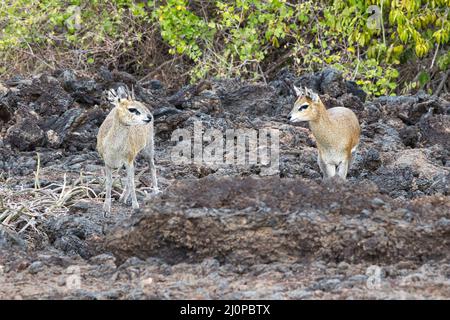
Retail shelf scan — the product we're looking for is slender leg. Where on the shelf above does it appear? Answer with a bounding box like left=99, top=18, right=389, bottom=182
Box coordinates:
left=337, top=159, right=349, bottom=179
left=318, top=155, right=327, bottom=178
left=148, top=146, right=159, bottom=192
left=119, top=170, right=131, bottom=204
left=125, top=162, right=139, bottom=209
left=143, top=126, right=159, bottom=192
left=349, top=146, right=358, bottom=170
left=348, top=154, right=354, bottom=170
left=318, top=154, right=336, bottom=179
left=103, top=166, right=113, bottom=214
left=323, top=163, right=336, bottom=178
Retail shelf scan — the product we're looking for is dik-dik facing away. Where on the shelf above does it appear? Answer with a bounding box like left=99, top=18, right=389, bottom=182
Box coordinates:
left=97, top=87, right=158, bottom=214
left=288, top=86, right=360, bottom=179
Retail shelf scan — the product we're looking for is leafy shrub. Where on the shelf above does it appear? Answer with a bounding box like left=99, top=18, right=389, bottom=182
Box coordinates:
left=155, top=0, right=449, bottom=95
left=0, top=0, right=449, bottom=96
left=0, top=0, right=163, bottom=75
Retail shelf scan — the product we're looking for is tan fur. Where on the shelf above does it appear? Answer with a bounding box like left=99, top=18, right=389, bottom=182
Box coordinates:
left=97, top=102, right=150, bottom=167
left=289, top=86, right=360, bottom=179
left=97, top=90, right=158, bottom=214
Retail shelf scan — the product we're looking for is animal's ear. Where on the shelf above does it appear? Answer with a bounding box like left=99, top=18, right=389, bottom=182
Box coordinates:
left=293, top=85, right=303, bottom=97
left=107, top=89, right=119, bottom=106
left=304, top=87, right=319, bottom=103
left=304, top=87, right=311, bottom=96
left=310, top=91, right=319, bottom=103
left=116, top=86, right=129, bottom=101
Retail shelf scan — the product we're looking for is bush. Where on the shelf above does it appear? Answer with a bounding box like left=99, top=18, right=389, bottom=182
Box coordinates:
left=0, top=0, right=449, bottom=96
left=0, top=0, right=167, bottom=76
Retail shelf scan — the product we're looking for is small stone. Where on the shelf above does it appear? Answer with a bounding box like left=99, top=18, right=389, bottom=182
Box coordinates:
left=371, top=197, right=385, bottom=208
left=69, top=201, right=91, bottom=213
left=149, top=80, right=163, bottom=90
left=287, top=289, right=312, bottom=299
left=396, top=261, right=415, bottom=269
left=436, top=217, right=450, bottom=227
left=69, top=163, right=81, bottom=170
left=338, top=262, right=350, bottom=270
left=57, top=277, right=66, bottom=286
left=141, top=277, right=153, bottom=287
left=89, top=253, right=116, bottom=266
left=347, top=274, right=368, bottom=283
left=28, top=261, right=44, bottom=274
left=84, top=164, right=102, bottom=172
left=329, top=202, right=340, bottom=212
left=312, top=278, right=341, bottom=291
left=360, top=209, right=371, bottom=217
left=120, top=257, right=144, bottom=268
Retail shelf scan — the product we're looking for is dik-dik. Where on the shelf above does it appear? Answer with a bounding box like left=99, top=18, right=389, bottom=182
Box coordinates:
left=97, top=87, right=158, bottom=214
left=288, top=86, right=360, bottom=179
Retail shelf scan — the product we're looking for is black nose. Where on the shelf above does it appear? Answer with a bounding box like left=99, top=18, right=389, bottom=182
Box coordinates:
left=144, top=118, right=152, bottom=123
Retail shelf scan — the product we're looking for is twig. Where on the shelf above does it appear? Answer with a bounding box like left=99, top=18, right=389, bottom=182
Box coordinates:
left=433, top=70, right=449, bottom=97
left=34, top=152, right=41, bottom=190
left=430, top=42, right=440, bottom=70
left=257, top=62, right=267, bottom=84
left=352, top=46, right=361, bottom=80
left=380, top=1, right=386, bottom=47
left=264, top=50, right=293, bottom=77
left=138, top=56, right=182, bottom=83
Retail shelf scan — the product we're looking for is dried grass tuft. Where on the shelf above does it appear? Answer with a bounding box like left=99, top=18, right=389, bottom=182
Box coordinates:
left=0, top=153, right=160, bottom=243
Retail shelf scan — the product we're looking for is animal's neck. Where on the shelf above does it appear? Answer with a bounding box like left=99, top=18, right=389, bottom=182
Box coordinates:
left=111, top=116, right=130, bottom=140
left=309, top=102, right=333, bottom=147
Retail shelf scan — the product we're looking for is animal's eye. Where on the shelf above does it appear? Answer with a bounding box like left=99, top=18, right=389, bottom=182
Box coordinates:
left=298, top=104, right=309, bottom=111
left=128, top=108, right=141, bottom=115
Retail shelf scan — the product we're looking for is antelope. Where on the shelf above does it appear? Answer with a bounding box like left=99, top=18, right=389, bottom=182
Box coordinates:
left=288, top=86, right=360, bottom=179
left=97, top=87, right=158, bottom=214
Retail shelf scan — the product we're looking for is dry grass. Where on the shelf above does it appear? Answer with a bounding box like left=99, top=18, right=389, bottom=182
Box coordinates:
left=0, top=154, right=98, bottom=240
left=0, top=153, right=160, bottom=242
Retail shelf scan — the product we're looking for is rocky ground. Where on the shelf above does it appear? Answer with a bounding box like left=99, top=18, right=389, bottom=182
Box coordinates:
left=0, top=68, right=449, bottom=299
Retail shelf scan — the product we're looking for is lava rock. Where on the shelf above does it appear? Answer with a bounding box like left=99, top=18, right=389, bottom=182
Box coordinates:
left=320, top=68, right=346, bottom=98
left=0, top=227, right=27, bottom=250
left=6, top=116, right=45, bottom=151
left=28, top=261, right=45, bottom=274
left=399, top=126, right=420, bottom=148
left=105, top=176, right=449, bottom=266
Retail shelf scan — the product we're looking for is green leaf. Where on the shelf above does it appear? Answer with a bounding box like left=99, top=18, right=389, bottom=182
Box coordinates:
left=418, top=71, right=430, bottom=86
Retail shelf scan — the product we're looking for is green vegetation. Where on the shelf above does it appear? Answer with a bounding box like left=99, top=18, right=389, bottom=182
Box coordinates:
left=0, top=0, right=449, bottom=96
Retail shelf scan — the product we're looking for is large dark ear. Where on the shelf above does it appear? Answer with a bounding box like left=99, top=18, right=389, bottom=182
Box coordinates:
left=293, top=85, right=303, bottom=97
